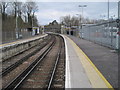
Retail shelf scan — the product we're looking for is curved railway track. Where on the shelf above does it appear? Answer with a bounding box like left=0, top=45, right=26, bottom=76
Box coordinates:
left=2, top=34, right=65, bottom=89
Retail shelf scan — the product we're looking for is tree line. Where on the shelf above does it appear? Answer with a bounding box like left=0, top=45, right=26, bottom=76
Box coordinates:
left=0, top=1, right=38, bottom=31
left=60, top=15, right=101, bottom=27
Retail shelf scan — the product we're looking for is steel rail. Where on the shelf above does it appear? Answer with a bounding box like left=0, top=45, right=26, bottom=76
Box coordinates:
left=47, top=36, right=62, bottom=90
left=1, top=36, right=52, bottom=77
left=1, top=36, right=46, bottom=63
left=3, top=37, right=56, bottom=90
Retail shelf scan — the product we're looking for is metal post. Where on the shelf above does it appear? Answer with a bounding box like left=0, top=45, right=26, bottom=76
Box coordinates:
left=31, top=12, right=34, bottom=36
left=118, top=1, right=120, bottom=50
left=15, top=7, right=19, bottom=39
left=118, top=2, right=120, bottom=89
left=32, top=13, right=34, bottom=28
left=69, top=22, right=71, bottom=35
left=108, top=0, right=109, bottom=21
left=32, top=18, right=33, bottom=28
left=107, top=0, right=113, bottom=47
left=81, top=7, right=83, bottom=38
left=76, top=14, right=82, bottom=38
left=81, top=7, right=83, bottom=23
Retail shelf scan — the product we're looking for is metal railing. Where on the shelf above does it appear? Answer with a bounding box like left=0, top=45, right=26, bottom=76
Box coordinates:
left=80, top=20, right=119, bottom=49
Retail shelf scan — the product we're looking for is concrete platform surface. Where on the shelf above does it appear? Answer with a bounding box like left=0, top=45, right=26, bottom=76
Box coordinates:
left=68, top=35, right=118, bottom=89
left=0, top=34, right=48, bottom=48
left=62, top=35, right=114, bottom=89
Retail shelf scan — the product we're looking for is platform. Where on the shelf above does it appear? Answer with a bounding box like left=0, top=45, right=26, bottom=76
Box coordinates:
left=68, top=35, right=118, bottom=88
left=62, top=35, right=114, bottom=89
left=0, top=34, right=48, bottom=61
left=0, top=34, right=48, bottom=48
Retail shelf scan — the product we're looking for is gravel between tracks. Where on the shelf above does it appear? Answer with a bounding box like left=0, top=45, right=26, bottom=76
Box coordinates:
left=20, top=35, right=65, bottom=89
left=2, top=35, right=51, bottom=72
left=2, top=36, right=54, bottom=88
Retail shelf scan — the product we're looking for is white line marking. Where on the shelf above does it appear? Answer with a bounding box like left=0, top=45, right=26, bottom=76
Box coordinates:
left=60, top=34, right=71, bottom=88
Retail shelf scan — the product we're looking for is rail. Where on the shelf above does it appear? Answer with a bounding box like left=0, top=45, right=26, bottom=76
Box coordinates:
left=3, top=36, right=56, bottom=90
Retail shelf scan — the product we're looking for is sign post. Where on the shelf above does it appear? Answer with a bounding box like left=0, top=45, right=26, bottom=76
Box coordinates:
left=118, top=2, right=120, bottom=89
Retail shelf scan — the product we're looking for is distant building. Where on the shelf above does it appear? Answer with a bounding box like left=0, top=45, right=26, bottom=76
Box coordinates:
left=65, top=26, right=79, bottom=36
left=44, top=20, right=61, bottom=33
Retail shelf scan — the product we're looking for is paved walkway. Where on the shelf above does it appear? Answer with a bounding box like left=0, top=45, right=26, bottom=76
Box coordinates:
left=63, top=35, right=113, bottom=89
left=68, top=35, right=118, bottom=88
left=64, top=36, right=92, bottom=88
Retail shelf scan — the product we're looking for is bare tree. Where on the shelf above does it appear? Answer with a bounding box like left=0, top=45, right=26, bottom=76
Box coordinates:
left=1, top=2, right=9, bottom=14
left=12, top=1, right=23, bottom=17
left=61, top=15, right=96, bottom=27
left=60, top=15, right=80, bottom=27
left=1, top=2, right=9, bottom=20
left=61, top=15, right=71, bottom=27
left=23, top=2, right=38, bottom=26
left=71, top=16, right=80, bottom=26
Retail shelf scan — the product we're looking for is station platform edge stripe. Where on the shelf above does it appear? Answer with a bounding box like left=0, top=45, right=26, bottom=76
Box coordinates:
left=0, top=41, right=19, bottom=47
left=66, top=36, right=114, bottom=89
left=0, top=34, right=48, bottom=47
left=60, top=34, right=71, bottom=88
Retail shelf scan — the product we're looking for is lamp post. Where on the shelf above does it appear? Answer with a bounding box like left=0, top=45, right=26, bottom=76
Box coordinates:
left=76, top=14, right=81, bottom=28
left=69, top=22, right=71, bottom=35
left=15, top=6, right=19, bottom=39
left=76, top=14, right=82, bottom=37
left=78, top=5, right=87, bottom=24
left=78, top=5, right=87, bottom=38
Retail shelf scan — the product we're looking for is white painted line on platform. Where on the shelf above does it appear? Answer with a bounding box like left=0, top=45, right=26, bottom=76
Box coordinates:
left=60, top=34, right=71, bottom=88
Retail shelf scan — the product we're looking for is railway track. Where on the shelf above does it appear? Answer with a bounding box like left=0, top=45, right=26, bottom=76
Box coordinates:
left=50, top=36, right=65, bottom=88
left=1, top=35, right=52, bottom=76
left=2, top=34, right=65, bottom=89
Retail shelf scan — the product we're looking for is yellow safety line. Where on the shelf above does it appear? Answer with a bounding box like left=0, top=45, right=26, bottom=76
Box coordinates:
left=66, top=36, right=114, bottom=89
left=0, top=41, right=19, bottom=47
left=80, top=49, right=114, bottom=89
left=0, top=34, right=47, bottom=47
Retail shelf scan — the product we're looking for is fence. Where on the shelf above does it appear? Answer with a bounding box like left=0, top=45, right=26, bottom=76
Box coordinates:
left=80, top=20, right=119, bottom=49
left=2, top=29, right=34, bottom=44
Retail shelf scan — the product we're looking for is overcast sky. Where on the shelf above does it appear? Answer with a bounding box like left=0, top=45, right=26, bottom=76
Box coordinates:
left=34, top=1, right=118, bottom=25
